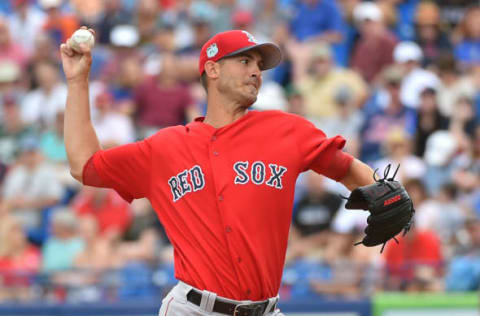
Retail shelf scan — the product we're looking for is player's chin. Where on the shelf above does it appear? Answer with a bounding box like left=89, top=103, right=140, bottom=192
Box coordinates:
left=241, top=93, right=257, bottom=107
left=243, top=89, right=258, bottom=104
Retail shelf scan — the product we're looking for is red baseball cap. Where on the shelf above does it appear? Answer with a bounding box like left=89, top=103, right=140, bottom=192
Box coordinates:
left=198, top=30, right=282, bottom=75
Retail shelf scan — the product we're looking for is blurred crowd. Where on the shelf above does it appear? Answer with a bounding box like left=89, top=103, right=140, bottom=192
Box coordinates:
left=0, top=0, right=478, bottom=303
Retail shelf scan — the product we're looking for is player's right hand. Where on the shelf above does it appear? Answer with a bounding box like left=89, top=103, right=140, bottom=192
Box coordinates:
left=60, top=26, right=95, bottom=84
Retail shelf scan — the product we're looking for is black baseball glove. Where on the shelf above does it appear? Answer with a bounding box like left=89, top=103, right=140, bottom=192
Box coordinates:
left=343, top=164, right=415, bottom=252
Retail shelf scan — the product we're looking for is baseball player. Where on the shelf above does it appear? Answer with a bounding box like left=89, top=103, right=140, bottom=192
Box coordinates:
left=60, top=27, right=411, bottom=316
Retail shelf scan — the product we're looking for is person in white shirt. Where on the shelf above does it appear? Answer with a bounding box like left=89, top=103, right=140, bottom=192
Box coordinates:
left=8, top=0, right=47, bottom=56
left=92, top=91, right=135, bottom=147
left=21, top=61, right=67, bottom=128
left=394, top=41, right=441, bottom=109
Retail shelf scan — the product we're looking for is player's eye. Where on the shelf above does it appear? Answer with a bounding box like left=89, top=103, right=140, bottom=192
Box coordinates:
left=240, top=59, right=249, bottom=65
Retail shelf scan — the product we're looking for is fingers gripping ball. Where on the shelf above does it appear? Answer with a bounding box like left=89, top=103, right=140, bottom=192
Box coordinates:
left=343, top=164, right=415, bottom=253
left=69, top=29, right=95, bottom=53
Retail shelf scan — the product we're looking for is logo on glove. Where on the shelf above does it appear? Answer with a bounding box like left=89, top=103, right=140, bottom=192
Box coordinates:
left=384, top=195, right=401, bottom=206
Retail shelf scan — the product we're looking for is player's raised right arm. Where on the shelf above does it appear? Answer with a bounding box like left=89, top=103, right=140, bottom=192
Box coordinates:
left=60, top=27, right=101, bottom=183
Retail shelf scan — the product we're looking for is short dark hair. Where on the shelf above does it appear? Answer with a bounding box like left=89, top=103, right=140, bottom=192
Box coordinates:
left=200, top=72, right=208, bottom=92
left=200, top=59, right=226, bottom=93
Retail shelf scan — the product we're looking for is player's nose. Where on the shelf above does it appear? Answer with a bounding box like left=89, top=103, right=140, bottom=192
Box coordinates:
left=251, top=63, right=261, bottom=77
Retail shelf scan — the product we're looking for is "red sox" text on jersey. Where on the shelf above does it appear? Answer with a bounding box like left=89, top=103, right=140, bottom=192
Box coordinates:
left=168, top=161, right=288, bottom=202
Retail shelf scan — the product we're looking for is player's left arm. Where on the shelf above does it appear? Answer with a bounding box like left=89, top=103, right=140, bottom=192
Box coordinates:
left=339, top=158, right=376, bottom=191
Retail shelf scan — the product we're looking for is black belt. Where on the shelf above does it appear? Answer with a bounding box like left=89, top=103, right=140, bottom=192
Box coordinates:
left=186, top=288, right=276, bottom=316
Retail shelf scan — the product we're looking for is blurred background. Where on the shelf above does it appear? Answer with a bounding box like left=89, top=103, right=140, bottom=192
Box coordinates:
left=0, top=0, right=478, bottom=315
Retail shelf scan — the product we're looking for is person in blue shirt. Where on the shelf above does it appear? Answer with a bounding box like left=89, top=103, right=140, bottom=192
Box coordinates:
left=273, top=0, right=346, bottom=86
left=289, top=0, right=344, bottom=44
left=454, top=6, right=480, bottom=69
left=360, top=65, right=417, bottom=164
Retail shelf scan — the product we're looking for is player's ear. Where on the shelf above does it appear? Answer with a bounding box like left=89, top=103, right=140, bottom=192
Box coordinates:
left=204, top=60, right=220, bottom=79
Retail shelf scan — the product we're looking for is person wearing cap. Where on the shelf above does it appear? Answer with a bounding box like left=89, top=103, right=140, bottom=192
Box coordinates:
left=61, top=28, right=378, bottom=315
left=296, top=42, right=368, bottom=119
left=42, top=208, right=84, bottom=272
left=414, top=1, right=451, bottom=67
left=360, top=65, right=417, bottom=164
left=1, top=135, right=63, bottom=242
left=393, top=41, right=441, bottom=109
left=350, top=1, right=398, bottom=83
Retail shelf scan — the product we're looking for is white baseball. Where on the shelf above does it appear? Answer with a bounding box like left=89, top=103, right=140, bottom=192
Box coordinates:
left=69, top=29, right=95, bottom=53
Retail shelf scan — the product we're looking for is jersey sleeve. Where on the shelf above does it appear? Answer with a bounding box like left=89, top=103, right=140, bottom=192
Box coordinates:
left=82, top=139, right=152, bottom=203
left=295, top=116, right=353, bottom=181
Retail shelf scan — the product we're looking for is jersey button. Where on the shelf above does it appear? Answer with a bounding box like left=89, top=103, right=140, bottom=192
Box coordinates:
left=246, top=289, right=251, bottom=295
left=237, top=257, right=242, bottom=263
left=213, top=151, right=219, bottom=156
left=218, top=195, right=224, bottom=201
left=211, top=135, right=217, bottom=141
left=225, top=226, right=232, bottom=233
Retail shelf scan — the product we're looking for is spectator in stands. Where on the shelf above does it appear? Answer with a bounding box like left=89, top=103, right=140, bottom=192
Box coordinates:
left=413, top=2, right=451, bottom=68
left=7, top=0, right=47, bottom=57
left=253, top=0, right=287, bottom=40
left=134, top=0, right=161, bottom=45
left=445, top=216, right=480, bottom=291
left=315, top=85, right=364, bottom=157
left=415, top=183, right=467, bottom=255
left=453, top=6, right=480, bottom=69
left=231, top=10, right=268, bottom=43
left=1, top=137, right=63, bottom=235
left=21, top=61, right=67, bottom=129
left=176, top=17, right=213, bottom=80
left=451, top=125, right=480, bottom=207
left=311, top=231, right=377, bottom=298
left=414, top=87, right=449, bottom=157
left=0, top=216, right=41, bottom=302
left=134, top=53, right=199, bottom=138
left=40, top=0, right=79, bottom=45
left=39, top=111, right=75, bottom=194
left=91, top=91, right=135, bottom=147
left=351, top=1, right=397, bottom=83
left=360, top=65, right=416, bottom=164
left=101, top=24, right=141, bottom=85
left=40, top=111, right=67, bottom=164
left=42, top=209, right=84, bottom=272
left=394, top=41, right=441, bottom=109
left=384, top=223, right=443, bottom=291
left=73, top=187, right=132, bottom=237
left=0, top=94, right=35, bottom=166
left=0, top=16, right=28, bottom=69
left=296, top=42, right=368, bottom=120
left=286, top=172, right=342, bottom=263
left=109, top=55, right=144, bottom=115
left=289, top=0, right=344, bottom=44
left=285, top=85, right=305, bottom=117
left=373, top=128, right=426, bottom=182
left=449, top=95, right=477, bottom=139
left=404, top=178, right=432, bottom=227
left=435, top=54, right=475, bottom=118
left=0, top=60, right=22, bottom=98
left=24, top=33, right=60, bottom=90
left=74, top=215, right=124, bottom=271
left=423, top=130, right=459, bottom=195
left=95, top=0, right=131, bottom=45
left=69, top=0, right=104, bottom=25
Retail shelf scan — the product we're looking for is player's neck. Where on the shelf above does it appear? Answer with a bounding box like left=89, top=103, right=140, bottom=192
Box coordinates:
left=203, top=95, right=249, bottom=128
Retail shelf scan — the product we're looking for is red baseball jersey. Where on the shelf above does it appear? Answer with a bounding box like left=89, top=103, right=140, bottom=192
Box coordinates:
left=83, top=110, right=353, bottom=301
